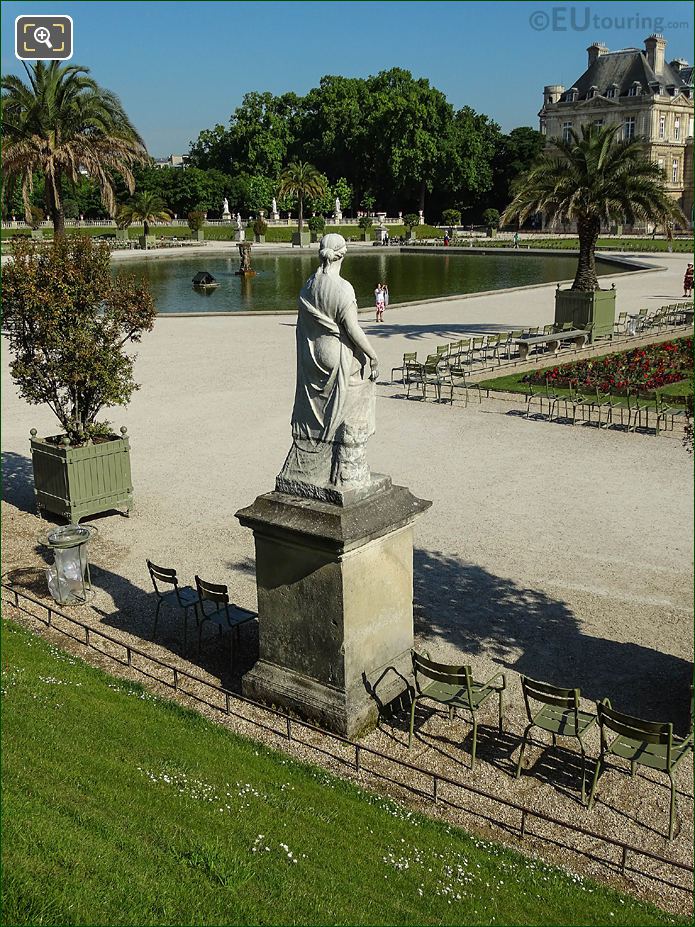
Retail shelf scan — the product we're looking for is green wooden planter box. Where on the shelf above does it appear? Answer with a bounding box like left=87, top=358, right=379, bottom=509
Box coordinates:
left=196, top=230, right=205, bottom=241
left=115, top=229, right=129, bottom=241
left=292, top=231, right=311, bottom=247
left=554, top=286, right=616, bottom=341
left=139, top=234, right=156, bottom=250
left=30, top=431, right=133, bottom=522
left=255, top=233, right=266, bottom=243
left=30, top=229, right=44, bottom=241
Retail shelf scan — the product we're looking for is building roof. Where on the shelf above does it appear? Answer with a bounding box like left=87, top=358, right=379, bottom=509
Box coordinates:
left=561, top=48, right=692, bottom=101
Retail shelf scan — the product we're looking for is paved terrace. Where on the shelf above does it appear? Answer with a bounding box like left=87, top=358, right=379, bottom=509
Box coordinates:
left=2, top=249, right=693, bottom=911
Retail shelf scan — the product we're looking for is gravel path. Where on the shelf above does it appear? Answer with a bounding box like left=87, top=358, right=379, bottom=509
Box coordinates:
left=2, top=249, right=692, bottom=914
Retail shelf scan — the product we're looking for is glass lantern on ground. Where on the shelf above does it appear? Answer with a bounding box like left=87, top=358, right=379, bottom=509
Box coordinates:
left=44, top=524, right=96, bottom=606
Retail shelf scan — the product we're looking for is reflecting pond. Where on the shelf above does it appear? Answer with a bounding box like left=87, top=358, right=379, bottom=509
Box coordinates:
left=113, top=250, right=623, bottom=314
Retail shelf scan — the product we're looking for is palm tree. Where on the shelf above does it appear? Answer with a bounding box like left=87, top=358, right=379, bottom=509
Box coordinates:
left=117, top=192, right=171, bottom=236
left=278, top=162, right=327, bottom=232
left=2, top=61, right=147, bottom=234
left=501, top=124, right=685, bottom=291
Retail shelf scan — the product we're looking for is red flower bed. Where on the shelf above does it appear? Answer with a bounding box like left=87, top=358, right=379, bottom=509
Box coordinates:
left=523, top=337, right=693, bottom=395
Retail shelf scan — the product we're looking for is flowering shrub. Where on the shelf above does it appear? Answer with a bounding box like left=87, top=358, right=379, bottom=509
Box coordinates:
left=523, top=338, right=693, bottom=396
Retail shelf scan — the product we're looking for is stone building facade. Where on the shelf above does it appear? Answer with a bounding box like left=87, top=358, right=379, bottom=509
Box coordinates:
left=539, top=35, right=693, bottom=227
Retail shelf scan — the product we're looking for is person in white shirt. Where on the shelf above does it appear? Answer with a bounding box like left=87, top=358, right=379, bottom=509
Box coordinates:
left=375, top=283, right=385, bottom=322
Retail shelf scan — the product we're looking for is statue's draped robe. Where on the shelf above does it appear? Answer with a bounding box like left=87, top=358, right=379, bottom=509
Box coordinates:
left=291, top=271, right=374, bottom=448
left=276, top=268, right=375, bottom=495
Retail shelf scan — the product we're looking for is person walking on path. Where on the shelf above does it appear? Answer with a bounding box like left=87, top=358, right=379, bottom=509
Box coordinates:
left=513, top=231, right=520, bottom=249
left=684, top=263, right=693, bottom=298
left=382, top=281, right=389, bottom=309
left=375, top=283, right=385, bottom=321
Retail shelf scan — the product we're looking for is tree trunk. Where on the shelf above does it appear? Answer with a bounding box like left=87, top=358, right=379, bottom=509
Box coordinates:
left=572, top=216, right=601, bottom=290
left=419, top=179, right=426, bottom=214
left=143, top=219, right=150, bottom=236
left=47, top=167, right=65, bottom=235
left=298, top=195, right=304, bottom=232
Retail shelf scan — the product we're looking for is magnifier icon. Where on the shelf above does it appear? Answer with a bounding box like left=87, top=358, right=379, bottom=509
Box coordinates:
left=33, top=26, right=53, bottom=49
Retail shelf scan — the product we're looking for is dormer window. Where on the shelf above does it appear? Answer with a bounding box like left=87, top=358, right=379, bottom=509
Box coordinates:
left=627, top=82, right=640, bottom=97
left=666, top=85, right=676, bottom=95
left=650, top=82, right=663, bottom=96
left=567, top=87, right=578, bottom=102
left=605, top=85, right=618, bottom=99
left=588, top=85, right=598, bottom=99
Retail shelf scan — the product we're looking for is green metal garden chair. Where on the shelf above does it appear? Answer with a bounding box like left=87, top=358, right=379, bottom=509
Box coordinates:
left=447, top=361, right=482, bottom=407
left=654, top=392, right=688, bottom=436
left=516, top=676, right=597, bottom=804
left=588, top=700, right=693, bottom=839
left=147, top=560, right=200, bottom=650
left=409, top=651, right=506, bottom=769
left=391, top=351, right=418, bottom=383
left=194, top=575, right=256, bottom=660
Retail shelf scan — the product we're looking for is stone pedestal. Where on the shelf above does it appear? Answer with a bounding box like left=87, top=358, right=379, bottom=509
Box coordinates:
left=235, top=481, right=430, bottom=738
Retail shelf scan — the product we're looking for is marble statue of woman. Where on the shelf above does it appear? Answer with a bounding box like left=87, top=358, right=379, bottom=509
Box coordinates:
left=276, top=234, right=380, bottom=503
left=236, top=212, right=242, bottom=229
left=335, top=197, right=341, bottom=214
left=272, top=197, right=278, bottom=213
left=222, top=197, right=229, bottom=214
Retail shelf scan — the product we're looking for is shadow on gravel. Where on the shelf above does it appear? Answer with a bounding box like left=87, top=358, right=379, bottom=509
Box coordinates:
left=90, top=564, right=258, bottom=693
left=2, top=452, right=35, bottom=514
left=364, top=322, right=535, bottom=342
left=413, top=548, right=692, bottom=734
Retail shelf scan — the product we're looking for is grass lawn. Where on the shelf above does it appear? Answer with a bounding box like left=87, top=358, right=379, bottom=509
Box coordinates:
left=478, top=370, right=692, bottom=406
left=472, top=237, right=694, bottom=253
left=2, top=618, right=685, bottom=926
left=1, top=223, right=443, bottom=243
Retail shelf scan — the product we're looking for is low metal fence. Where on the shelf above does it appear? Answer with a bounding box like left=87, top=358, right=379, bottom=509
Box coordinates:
left=3, top=582, right=692, bottom=899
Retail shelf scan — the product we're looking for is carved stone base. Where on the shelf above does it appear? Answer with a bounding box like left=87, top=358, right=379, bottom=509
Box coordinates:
left=235, top=485, right=431, bottom=737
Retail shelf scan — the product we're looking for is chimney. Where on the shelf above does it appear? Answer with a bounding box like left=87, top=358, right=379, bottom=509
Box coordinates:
left=544, top=84, right=564, bottom=105
left=644, top=34, right=667, bottom=73
left=587, top=42, right=608, bottom=66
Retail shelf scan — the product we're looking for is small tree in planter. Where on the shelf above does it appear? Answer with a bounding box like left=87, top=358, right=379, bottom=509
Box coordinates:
left=441, top=208, right=461, bottom=228
left=253, top=217, right=268, bottom=243
left=307, top=215, right=325, bottom=243
left=118, top=191, right=171, bottom=249
left=114, top=205, right=132, bottom=241
left=2, top=236, right=156, bottom=521
left=278, top=161, right=327, bottom=247
left=403, top=213, right=419, bottom=241
left=358, top=215, right=373, bottom=242
left=482, top=208, right=500, bottom=238
left=29, top=205, right=45, bottom=240
left=187, top=209, right=206, bottom=241
left=502, top=123, right=684, bottom=339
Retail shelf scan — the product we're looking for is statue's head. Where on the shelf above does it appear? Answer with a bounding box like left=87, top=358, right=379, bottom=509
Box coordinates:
left=318, top=233, right=347, bottom=274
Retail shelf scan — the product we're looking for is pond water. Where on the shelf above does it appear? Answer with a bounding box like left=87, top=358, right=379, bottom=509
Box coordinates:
left=113, top=250, right=622, bottom=315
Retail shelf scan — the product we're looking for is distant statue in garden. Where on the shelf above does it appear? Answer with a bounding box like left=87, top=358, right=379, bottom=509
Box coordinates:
left=272, top=197, right=278, bottom=214
left=236, top=212, right=242, bottom=229
left=276, top=233, right=380, bottom=502
left=222, top=197, right=230, bottom=214
left=335, top=197, right=341, bottom=214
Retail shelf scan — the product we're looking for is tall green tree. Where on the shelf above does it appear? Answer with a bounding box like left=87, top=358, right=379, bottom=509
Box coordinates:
left=367, top=69, right=452, bottom=212
left=278, top=162, right=327, bottom=231
left=484, top=126, right=545, bottom=215
left=502, top=124, right=684, bottom=290
left=1, top=61, right=147, bottom=233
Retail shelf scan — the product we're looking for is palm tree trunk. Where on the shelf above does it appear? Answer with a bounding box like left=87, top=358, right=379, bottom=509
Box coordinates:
left=143, top=219, right=150, bottom=236
left=298, top=195, right=304, bottom=232
left=419, top=179, right=426, bottom=213
left=47, top=168, right=65, bottom=235
left=572, top=216, right=601, bottom=290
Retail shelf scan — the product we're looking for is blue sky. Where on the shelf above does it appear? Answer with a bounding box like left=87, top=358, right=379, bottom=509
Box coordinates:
left=2, top=0, right=693, bottom=155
